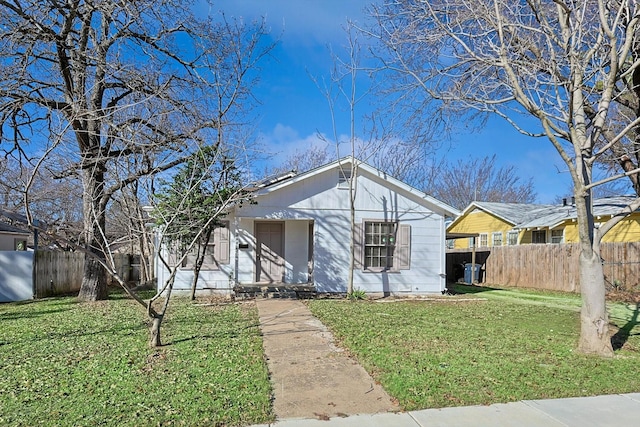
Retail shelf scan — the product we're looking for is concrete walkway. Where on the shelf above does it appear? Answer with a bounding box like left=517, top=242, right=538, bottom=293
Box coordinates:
left=255, top=298, right=398, bottom=419
left=252, top=298, right=640, bottom=427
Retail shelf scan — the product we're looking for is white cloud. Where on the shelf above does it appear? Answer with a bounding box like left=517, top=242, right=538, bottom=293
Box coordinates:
left=204, top=0, right=371, bottom=46
left=257, top=123, right=332, bottom=157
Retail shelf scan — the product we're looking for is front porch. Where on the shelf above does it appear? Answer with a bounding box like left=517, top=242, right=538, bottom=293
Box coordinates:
left=233, top=283, right=316, bottom=299
left=235, top=218, right=315, bottom=285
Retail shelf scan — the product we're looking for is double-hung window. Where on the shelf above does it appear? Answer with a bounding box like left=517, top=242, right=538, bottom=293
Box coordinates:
left=491, top=232, right=503, bottom=247
left=507, top=231, right=519, bottom=246
left=551, top=229, right=564, bottom=244
left=358, top=220, right=411, bottom=271
left=364, top=221, right=396, bottom=269
left=168, top=221, right=230, bottom=269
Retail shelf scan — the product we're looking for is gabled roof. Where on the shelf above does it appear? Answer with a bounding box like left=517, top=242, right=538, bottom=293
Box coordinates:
left=248, top=170, right=297, bottom=190
left=253, top=156, right=460, bottom=217
left=450, top=196, right=640, bottom=231
left=448, top=201, right=556, bottom=229
left=0, top=220, right=30, bottom=235
left=517, top=196, right=639, bottom=229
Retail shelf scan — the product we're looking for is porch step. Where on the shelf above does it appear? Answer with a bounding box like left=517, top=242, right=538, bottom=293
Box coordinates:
left=233, top=284, right=316, bottom=300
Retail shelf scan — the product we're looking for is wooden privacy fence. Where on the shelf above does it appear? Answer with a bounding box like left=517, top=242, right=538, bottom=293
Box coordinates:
left=34, top=251, right=135, bottom=297
left=446, top=242, right=640, bottom=293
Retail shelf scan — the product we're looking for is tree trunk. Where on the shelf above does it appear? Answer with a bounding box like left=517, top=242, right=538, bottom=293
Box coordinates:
left=190, top=227, right=213, bottom=300
left=78, top=158, right=108, bottom=301
left=574, top=193, right=614, bottom=357
left=78, top=255, right=108, bottom=301
left=347, top=163, right=356, bottom=295
left=577, top=249, right=614, bottom=357
left=149, top=315, right=163, bottom=347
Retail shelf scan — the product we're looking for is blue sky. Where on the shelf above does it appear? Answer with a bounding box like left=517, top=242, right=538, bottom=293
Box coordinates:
left=205, top=0, right=572, bottom=204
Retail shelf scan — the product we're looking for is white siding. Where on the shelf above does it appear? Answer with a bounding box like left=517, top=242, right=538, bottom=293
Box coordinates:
left=284, top=221, right=309, bottom=283
left=0, top=251, right=33, bottom=302
left=235, top=165, right=447, bottom=294
left=156, top=217, right=237, bottom=295
left=157, top=161, right=450, bottom=295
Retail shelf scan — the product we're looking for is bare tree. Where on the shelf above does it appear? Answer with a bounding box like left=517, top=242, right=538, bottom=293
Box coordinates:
left=8, top=145, right=253, bottom=347
left=368, top=0, right=640, bottom=356
left=0, top=157, right=84, bottom=248
left=0, top=1, right=272, bottom=301
left=318, top=24, right=375, bottom=296
left=268, top=144, right=333, bottom=175
left=147, top=150, right=251, bottom=346
left=314, top=22, right=443, bottom=295
left=154, top=148, right=247, bottom=301
left=106, top=181, right=154, bottom=284
left=428, top=155, right=537, bottom=210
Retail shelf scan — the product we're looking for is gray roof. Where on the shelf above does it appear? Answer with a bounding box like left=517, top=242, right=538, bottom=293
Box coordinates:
left=468, top=196, right=640, bottom=230
left=249, top=170, right=297, bottom=190
left=517, top=196, right=639, bottom=229
left=0, top=221, right=30, bottom=235
left=471, top=201, right=557, bottom=226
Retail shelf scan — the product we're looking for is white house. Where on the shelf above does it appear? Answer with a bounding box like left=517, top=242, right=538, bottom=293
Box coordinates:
left=156, top=157, right=459, bottom=295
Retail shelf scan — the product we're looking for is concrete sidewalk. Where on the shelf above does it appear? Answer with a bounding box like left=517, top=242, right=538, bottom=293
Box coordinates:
left=252, top=298, right=640, bottom=427
left=252, top=393, right=640, bottom=426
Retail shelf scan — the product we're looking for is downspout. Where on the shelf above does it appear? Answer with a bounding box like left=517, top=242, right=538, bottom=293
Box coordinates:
left=234, top=216, right=239, bottom=286
left=32, top=219, right=39, bottom=299
left=471, top=237, right=477, bottom=284
left=154, top=228, right=161, bottom=293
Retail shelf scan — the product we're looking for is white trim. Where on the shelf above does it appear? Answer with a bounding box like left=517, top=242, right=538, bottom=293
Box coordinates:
left=253, top=156, right=460, bottom=217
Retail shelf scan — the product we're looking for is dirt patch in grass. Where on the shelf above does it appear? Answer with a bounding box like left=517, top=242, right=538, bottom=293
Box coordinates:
left=607, top=290, right=640, bottom=304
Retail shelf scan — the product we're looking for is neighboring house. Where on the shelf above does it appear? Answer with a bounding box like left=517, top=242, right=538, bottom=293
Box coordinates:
left=157, top=157, right=459, bottom=295
left=0, top=221, right=30, bottom=251
left=447, top=196, right=640, bottom=249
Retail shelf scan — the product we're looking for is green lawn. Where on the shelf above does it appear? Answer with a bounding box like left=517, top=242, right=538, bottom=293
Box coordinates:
left=308, top=285, right=640, bottom=411
left=3, top=286, right=639, bottom=424
left=0, top=294, right=273, bottom=427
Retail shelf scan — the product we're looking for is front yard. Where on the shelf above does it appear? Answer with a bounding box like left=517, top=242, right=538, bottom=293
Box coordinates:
left=1, top=285, right=639, bottom=425
left=308, top=285, right=640, bottom=410
left=0, top=294, right=273, bottom=427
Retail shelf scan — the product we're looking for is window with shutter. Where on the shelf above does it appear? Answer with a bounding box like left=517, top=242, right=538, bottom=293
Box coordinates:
left=353, top=222, right=363, bottom=269
left=201, top=221, right=230, bottom=269
left=170, top=221, right=231, bottom=270
left=364, top=221, right=396, bottom=269
left=360, top=220, right=411, bottom=271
